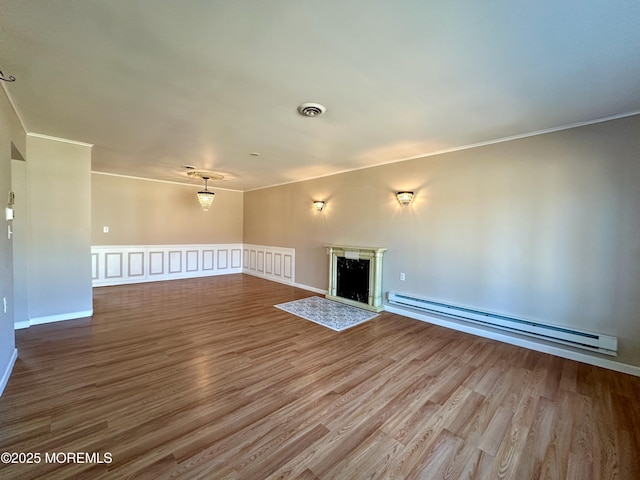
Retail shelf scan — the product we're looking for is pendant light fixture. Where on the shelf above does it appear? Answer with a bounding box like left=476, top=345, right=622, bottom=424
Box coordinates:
left=186, top=170, right=224, bottom=212
left=197, top=176, right=215, bottom=211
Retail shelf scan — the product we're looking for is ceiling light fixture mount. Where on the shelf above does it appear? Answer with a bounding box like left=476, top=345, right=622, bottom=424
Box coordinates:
left=186, top=170, right=224, bottom=181
left=297, top=103, right=326, bottom=117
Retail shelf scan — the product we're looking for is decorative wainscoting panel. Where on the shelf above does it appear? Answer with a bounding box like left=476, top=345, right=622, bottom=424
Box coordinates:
left=92, top=244, right=244, bottom=287
left=243, top=244, right=295, bottom=285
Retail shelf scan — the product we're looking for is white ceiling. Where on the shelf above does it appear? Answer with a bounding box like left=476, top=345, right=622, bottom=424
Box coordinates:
left=2, top=1, right=639, bottom=191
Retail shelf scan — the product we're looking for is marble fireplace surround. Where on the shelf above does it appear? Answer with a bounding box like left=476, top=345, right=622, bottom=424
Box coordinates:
left=326, top=245, right=387, bottom=312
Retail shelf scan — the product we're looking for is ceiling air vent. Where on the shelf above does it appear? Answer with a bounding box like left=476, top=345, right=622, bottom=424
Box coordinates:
left=297, top=103, right=326, bottom=117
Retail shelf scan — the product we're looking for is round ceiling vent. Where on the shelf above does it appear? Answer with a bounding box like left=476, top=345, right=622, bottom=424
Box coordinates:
left=297, top=103, right=326, bottom=117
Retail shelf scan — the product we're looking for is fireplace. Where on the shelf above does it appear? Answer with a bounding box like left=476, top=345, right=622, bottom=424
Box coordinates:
left=326, top=245, right=386, bottom=312
left=336, top=256, right=370, bottom=303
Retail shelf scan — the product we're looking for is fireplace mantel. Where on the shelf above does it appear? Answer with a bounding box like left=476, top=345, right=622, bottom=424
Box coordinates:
left=326, top=245, right=387, bottom=312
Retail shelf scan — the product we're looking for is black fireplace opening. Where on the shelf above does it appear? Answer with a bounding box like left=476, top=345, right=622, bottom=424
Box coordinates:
left=336, top=256, right=370, bottom=304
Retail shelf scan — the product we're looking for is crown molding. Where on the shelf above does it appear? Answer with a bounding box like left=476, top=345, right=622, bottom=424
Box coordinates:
left=246, top=110, right=640, bottom=192
left=27, top=132, right=93, bottom=148
left=91, top=171, right=243, bottom=192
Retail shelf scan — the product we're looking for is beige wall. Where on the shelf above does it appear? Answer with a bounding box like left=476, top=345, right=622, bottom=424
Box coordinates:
left=26, top=135, right=93, bottom=321
left=91, top=174, right=243, bottom=245
left=244, top=115, right=640, bottom=366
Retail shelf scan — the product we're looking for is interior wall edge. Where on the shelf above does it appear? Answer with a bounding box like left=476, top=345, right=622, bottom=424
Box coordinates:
left=0, top=348, right=18, bottom=398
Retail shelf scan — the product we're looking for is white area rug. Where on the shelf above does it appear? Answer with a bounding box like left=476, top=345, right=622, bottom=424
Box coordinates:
left=275, top=296, right=378, bottom=331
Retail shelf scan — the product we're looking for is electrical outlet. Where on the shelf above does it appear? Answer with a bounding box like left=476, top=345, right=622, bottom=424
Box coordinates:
left=103, top=226, right=109, bottom=233
left=400, top=272, right=406, bottom=281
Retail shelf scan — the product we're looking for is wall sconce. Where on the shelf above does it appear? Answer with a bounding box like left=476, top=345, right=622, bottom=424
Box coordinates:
left=396, top=191, right=414, bottom=206
left=313, top=200, right=326, bottom=211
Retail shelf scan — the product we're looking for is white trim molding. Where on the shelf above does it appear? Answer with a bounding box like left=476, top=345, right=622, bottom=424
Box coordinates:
left=243, top=244, right=295, bottom=285
left=29, top=310, right=94, bottom=326
left=92, top=244, right=243, bottom=286
left=93, top=243, right=295, bottom=287
left=27, top=132, right=93, bottom=148
left=16, top=311, right=93, bottom=330
left=294, top=282, right=327, bottom=295
left=0, top=348, right=18, bottom=397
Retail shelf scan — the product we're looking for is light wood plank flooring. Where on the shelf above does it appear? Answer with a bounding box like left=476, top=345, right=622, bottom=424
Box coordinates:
left=1, top=274, right=639, bottom=479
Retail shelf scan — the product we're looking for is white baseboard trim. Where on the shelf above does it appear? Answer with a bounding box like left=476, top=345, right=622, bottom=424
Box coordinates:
left=0, top=348, right=18, bottom=397
left=243, top=272, right=325, bottom=295
left=293, top=282, right=327, bottom=295
left=93, top=268, right=242, bottom=287
left=29, top=309, right=93, bottom=326
left=385, top=304, right=640, bottom=377
left=14, top=320, right=30, bottom=330
left=244, top=270, right=295, bottom=286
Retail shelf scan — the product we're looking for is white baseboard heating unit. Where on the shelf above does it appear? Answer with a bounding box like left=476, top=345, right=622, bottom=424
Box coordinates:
left=387, top=292, right=618, bottom=356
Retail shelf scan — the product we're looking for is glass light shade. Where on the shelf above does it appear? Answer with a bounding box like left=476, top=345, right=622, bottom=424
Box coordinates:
left=197, top=190, right=215, bottom=211
left=396, top=191, right=414, bottom=206
left=313, top=200, right=325, bottom=211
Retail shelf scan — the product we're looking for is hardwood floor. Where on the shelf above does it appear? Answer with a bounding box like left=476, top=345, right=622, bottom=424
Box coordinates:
left=1, top=274, right=639, bottom=479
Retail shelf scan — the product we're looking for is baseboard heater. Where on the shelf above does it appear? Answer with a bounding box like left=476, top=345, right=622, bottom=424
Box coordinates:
left=387, top=292, right=618, bottom=356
